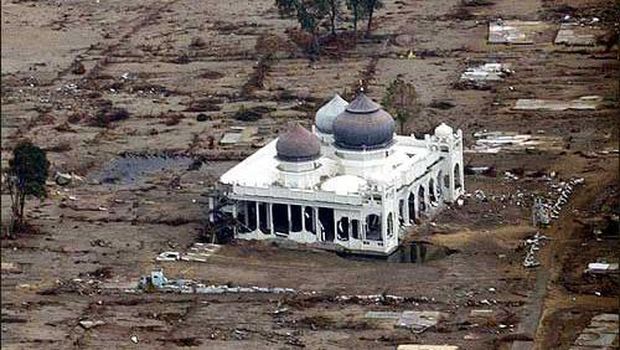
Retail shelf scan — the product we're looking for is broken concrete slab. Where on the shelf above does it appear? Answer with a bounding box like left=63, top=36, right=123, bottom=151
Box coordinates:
left=364, top=311, right=402, bottom=319
left=79, top=320, right=106, bottom=329
left=395, top=311, right=446, bottom=333
left=571, top=313, right=620, bottom=349
left=469, top=309, right=495, bottom=319
left=459, top=63, right=513, bottom=88
left=467, top=131, right=565, bottom=154
left=592, top=314, right=619, bottom=323
left=585, top=262, right=619, bottom=275
left=575, top=332, right=618, bottom=347
left=489, top=21, right=549, bottom=44
left=513, top=96, right=602, bottom=111
left=555, top=23, right=603, bottom=46
left=219, top=126, right=258, bottom=145
left=156, top=251, right=180, bottom=262
left=1, top=262, right=22, bottom=274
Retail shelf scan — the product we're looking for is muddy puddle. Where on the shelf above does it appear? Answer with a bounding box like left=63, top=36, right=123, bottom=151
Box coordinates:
left=339, top=241, right=458, bottom=264
left=90, top=153, right=199, bottom=185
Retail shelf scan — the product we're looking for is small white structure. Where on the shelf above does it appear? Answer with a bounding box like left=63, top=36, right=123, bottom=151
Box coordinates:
left=211, top=93, right=464, bottom=255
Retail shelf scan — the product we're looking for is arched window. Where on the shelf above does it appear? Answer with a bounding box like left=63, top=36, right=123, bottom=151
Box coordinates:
left=436, top=171, right=443, bottom=197
left=454, top=163, right=462, bottom=190
left=304, top=207, right=315, bottom=234
left=408, top=192, right=416, bottom=223
left=387, top=213, right=394, bottom=237
left=365, top=214, right=382, bottom=241
left=337, top=217, right=350, bottom=241
left=429, top=178, right=437, bottom=203
left=418, top=186, right=426, bottom=212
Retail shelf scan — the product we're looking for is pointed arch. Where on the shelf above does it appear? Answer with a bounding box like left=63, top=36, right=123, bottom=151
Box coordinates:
left=454, top=163, right=462, bottom=190
left=418, top=185, right=426, bottom=213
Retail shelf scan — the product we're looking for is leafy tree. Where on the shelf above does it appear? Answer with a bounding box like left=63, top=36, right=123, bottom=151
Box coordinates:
left=276, top=0, right=331, bottom=55
left=4, top=141, right=49, bottom=233
left=326, top=0, right=341, bottom=35
left=382, top=75, right=419, bottom=134
left=346, top=0, right=363, bottom=36
left=346, top=0, right=382, bottom=37
left=361, top=0, right=383, bottom=37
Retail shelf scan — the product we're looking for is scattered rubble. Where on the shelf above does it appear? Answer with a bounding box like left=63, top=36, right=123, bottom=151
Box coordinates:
left=136, top=268, right=297, bottom=294
left=522, top=232, right=550, bottom=268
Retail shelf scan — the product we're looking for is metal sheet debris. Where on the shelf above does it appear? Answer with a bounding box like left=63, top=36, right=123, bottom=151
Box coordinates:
left=513, top=96, right=602, bottom=111
left=489, top=20, right=548, bottom=44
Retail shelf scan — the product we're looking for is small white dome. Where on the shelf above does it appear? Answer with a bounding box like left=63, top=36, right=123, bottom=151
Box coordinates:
left=315, top=94, right=348, bottom=134
left=321, top=175, right=367, bottom=195
left=435, top=123, right=454, bottom=137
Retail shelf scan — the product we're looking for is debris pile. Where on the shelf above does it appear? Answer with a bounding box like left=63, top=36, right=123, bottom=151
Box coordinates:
left=522, top=232, right=550, bottom=268
left=547, top=177, right=584, bottom=220
left=365, top=310, right=447, bottom=334
left=136, top=268, right=296, bottom=294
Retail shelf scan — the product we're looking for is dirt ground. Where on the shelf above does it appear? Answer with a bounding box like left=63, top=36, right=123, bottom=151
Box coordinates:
left=1, top=0, right=618, bottom=349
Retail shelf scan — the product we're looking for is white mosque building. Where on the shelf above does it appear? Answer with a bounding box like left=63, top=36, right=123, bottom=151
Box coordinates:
left=210, top=93, right=464, bottom=255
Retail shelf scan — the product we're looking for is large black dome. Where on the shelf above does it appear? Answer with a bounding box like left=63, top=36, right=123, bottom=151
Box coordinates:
left=332, top=93, right=395, bottom=150
left=276, top=124, right=321, bottom=162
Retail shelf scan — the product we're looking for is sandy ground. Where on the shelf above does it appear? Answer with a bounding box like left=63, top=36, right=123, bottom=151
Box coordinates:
left=1, top=0, right=619, bottom=349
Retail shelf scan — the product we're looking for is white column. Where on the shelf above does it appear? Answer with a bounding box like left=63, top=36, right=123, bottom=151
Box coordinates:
left=255, top=202, right=259, bottom=231
left=268, top=203, right=274, bottom=235
left=301, top=206, right=306, bottom=232
left=208, top=197, right=215, bottom=222
left=287, top=205, right=292, bottom=233
left=232, top=202, right=238, bottom=235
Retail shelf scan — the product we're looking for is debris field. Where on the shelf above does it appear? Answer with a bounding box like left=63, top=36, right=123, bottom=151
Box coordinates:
left=1, top=0, right=618, bottom=349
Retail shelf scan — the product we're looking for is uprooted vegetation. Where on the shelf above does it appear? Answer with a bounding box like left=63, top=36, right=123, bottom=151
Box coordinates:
left=233, top=105, right=274, bottom=122
left=87, top=101, right=131, bottom=127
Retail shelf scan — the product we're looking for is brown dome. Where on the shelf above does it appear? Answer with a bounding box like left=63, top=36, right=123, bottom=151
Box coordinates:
left=332, top=93, right=395, bottom=150
left=276, top=124, right=321, bottom=162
